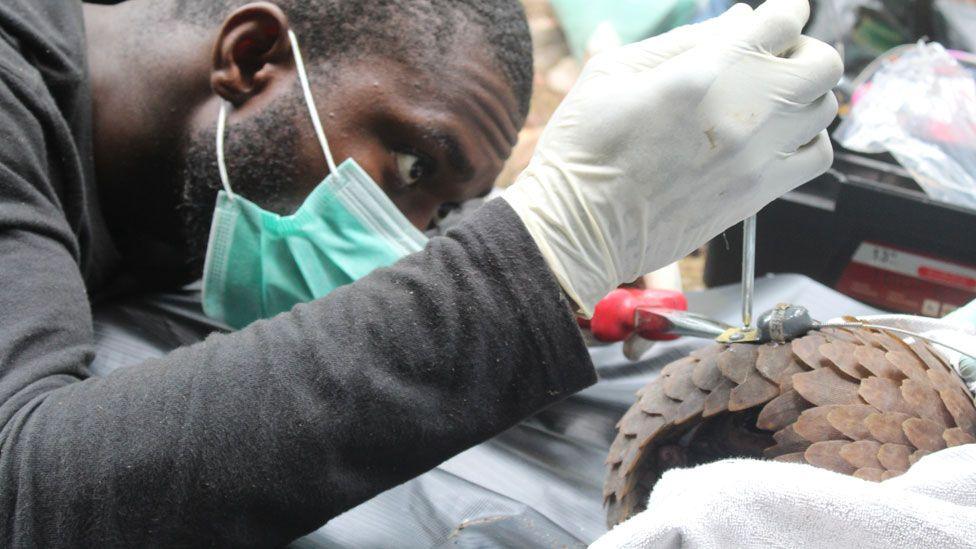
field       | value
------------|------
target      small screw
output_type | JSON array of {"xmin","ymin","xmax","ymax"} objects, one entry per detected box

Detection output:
[{"xmin": 729, "ymin": 333, "xmax": 744, "ymax": 341}]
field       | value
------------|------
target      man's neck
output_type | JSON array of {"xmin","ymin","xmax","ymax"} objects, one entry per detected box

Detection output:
[{"xmin": 83, "ymin": 2, "xmax": 214, "ymax": 285}]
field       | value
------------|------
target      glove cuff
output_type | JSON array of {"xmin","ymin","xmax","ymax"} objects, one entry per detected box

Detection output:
[{"xmin": 501, "ymin": 170, "xmax": 615, "ymax": 317}]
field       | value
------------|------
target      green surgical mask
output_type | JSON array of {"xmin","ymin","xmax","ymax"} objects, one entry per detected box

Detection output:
[{"xmin": 201, "ymin": 30, "xmax": 427, "ymax": 329}]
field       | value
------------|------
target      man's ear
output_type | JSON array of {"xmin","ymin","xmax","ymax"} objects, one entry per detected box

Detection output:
[{"xmin": 211, "ymin": 2, "xmax": 292, "ymax": 105}]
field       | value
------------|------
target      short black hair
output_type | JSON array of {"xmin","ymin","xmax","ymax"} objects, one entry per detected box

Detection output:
[{"xmin": 169, "ymin": 0, "xmax": 534, "ymax": 118}]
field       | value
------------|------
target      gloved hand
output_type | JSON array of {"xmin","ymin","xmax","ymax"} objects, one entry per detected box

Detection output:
[{"xmin": 503, "ymin": 0, "xmax": 842, "ymax": 316}]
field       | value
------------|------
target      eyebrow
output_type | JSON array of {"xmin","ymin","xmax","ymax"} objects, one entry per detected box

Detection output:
[{"xmin": 423, "ymin": 127, "xmax": 474, "ymax": 179}]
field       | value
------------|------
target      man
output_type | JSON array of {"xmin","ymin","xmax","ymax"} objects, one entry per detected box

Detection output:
[{"xmin": 0, "ymin": 0, "xmax": 840, "ymax": 546}]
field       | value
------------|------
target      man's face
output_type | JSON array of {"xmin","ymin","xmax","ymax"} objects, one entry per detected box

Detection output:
[{"xmin": 179, "ymin": 45, "xmax": 522, "ymax": 268}]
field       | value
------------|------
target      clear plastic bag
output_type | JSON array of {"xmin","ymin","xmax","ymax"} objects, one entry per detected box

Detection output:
[{"xmin": 834, "ymin": 42, "xmax": 976, "ymax": 210}]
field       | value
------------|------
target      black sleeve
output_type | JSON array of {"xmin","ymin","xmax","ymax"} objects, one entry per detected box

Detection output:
[{"xmin": 0, "ymin": 167, "xmax": 597, "ymax": 549}]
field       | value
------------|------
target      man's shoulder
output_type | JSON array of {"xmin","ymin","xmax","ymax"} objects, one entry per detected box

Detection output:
[
  {"xmin": 0, "ymin": 1, "xmax": 112, "ymax": 290},
  {"xmin": 0, "ymin": 0, "xmax": 85, "ymax": 39},
  {"xmin": 0, "ymin": 0, "xmax": 87, "ymax": 86}
]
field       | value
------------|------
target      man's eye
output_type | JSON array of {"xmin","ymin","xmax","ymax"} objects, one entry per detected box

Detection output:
[{"xmin": 395, "ymin": 152, "xmax": 429, "ymax": 186}]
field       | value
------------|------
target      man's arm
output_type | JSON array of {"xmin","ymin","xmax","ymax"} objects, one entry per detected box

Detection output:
[
  {"xmin": 0, "ymin": 74, "xmax": 595, "ymax": 547},
  {"xmin": 1, "ymin": 183, "xmax": 594, "ymax": 547}
]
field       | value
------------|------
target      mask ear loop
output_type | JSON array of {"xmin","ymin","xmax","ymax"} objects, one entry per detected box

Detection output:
[
  {"xmin": 215, "ymin": 31, "xmax": 336, "ymax": 202},
  {"xmin": 288, "ymin": 29, "xmax": 339, "ymax": 176},
  {"xmin": 216, "ymin": 101, "xmax": 236, "ymax": 200}
]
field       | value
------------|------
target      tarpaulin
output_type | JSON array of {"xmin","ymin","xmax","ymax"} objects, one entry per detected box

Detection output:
[{"xmin": 91, "ymin": 274, "xmax": 879, "ymax": 547}]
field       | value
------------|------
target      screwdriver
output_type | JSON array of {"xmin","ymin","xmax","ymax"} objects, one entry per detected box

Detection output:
[
  {"xmin": 583, "ymin": 288, "xmax": 732, "ymax": 342},
  {"xmin": 741, "ymin": 214, "xmax": 757, "ymax": 331}
]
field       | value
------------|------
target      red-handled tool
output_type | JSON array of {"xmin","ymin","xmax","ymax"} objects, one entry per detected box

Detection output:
[{"xmin": 580, "ymin": 288, "xmax": 732, "ymax": 343}]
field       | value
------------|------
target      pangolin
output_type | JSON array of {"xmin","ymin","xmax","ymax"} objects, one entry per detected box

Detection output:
[{"xmin": 603, "ymin": 326, "xmax": 976, "ymax": 527}]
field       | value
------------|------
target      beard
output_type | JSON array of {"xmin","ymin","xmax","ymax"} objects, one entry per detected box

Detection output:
[{"xmin": 177, "ymin": 91, "xmax": 305, "ymax": 277}]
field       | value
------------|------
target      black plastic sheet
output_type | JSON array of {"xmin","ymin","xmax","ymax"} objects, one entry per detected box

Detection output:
[{"xmin": 91, "ymin": 274, "xmax": 879, "ymax": 547}]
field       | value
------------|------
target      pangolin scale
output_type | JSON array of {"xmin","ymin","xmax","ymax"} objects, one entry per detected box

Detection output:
[{"xmin": 603, "ymin": 326, "xmax": 976, "ymax": 527}]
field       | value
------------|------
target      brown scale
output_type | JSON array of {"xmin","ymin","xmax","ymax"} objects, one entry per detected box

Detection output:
[{"xmin": 603, "ymin": 326, "xmax": 976, "ymax": 528}]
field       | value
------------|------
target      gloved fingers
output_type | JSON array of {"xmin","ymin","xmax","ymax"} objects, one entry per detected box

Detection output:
[
  {"xmin": 783, "ymin": 91, "xmax": 839, "ymax": 152},
  {"xmin": 742, "ymin": 0, "xmax": 810, "ymax": 57},
  {"xmin": 600, "ymin": 3, "xmax": 753, "ymax": 74},
  {"xmin": 779, "ymin": 129, "xmax": 834, "ymax": 189},
  {"xmin": 779, "ymin": 35, "xmax": 844, "ymax": 104}
]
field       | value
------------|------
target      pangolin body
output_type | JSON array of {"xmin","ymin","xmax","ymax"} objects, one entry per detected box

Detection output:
[{"xmin": 604, "ymin": 326, "xmax": 976, "ymax": 527}]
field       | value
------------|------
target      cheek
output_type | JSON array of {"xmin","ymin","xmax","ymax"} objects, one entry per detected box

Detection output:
[
  {"xmin": 332, "ymin": 143, "xmax": 437, "ymax": 230},
  {"xmin": 389, "ymin": 194, "xmax": 439, "ymax": 231}
]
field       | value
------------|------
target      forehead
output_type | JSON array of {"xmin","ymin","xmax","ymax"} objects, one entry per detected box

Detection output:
[{"xmin": 315, "ymin": 49, "xmax": 523, "ymax": 165}]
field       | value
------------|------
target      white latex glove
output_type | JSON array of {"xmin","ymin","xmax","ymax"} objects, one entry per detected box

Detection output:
[{"xmin": 503, "ymin": 0, "xmax": 842, "ymax": 316}]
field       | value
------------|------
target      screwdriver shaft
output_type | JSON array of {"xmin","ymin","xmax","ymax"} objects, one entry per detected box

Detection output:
[{"xmin": 741, "ymin": 215, "xmax": 756, "ymax": 329}]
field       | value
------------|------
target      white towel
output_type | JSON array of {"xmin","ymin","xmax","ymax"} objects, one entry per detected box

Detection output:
[{"xmin": 591, "ymin": 445, "xmax": 976, "ymax": 549}]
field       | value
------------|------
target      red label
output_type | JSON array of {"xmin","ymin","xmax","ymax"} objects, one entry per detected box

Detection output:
[
  {"xmin": 836, "ymin": 242, "xmax": 976, "ymax": 317},
  {"xmin": 917, "ymin": 266, "xmax": 976, "ymax": 290}
]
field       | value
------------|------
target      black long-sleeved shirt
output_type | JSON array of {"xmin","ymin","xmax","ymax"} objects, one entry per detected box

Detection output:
[{"xmin": 0, "ymin": 1, "xmax": 596, "ymax": 546}]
